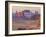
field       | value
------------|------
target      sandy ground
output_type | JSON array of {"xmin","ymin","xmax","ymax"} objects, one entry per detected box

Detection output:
[{"xmin": 12, "ymin": 19, "xmax": 40, "ymax": 30}]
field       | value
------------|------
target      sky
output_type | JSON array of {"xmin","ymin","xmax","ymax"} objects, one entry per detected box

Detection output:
[{"xmin": 12, "ymin": 6, "xmax": 41, "ymax": 14}]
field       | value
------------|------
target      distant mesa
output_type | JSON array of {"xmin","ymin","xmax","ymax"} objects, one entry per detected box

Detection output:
[
  {"xmin": 12, "ymin": 10, "xmax": 40, "ymax": 20},
  {"xmin": 23, "ymin": 10, "xmax": 34, "ymax": 18}
]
